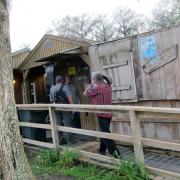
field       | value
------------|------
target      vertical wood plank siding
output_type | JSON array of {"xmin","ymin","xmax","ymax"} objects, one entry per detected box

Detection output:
[
  {"xmin": 22, "ymin": 35, "xmax": 90, "ymax": 70},
  {"xmin": 12, "ymin": 50, "xmax": 30, "ymax": 69}
]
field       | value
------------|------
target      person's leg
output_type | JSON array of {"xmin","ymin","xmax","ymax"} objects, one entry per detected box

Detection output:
[
  {"xmin": 73, "ymin": 112, "xmax": 81, "ymax": 128},
  {"xmin": 98, "ymin": 118, "xmax": 107, "ymax": 154},
  {"xmin": 62, "ymin": 112, "xmax": 73, "ymax": 143},
  {"xmin": 98, "ymin": 117, "xmax": 121, "ymax": 158},
  {"xmin": 55, "ymin": 111, "xmax": 64, "ymax": 144}
]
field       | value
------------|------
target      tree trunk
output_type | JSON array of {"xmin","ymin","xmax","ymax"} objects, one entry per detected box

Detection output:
[{"xmin": 0, "ymin": 1, "xmax": 35, "ymax": 179}]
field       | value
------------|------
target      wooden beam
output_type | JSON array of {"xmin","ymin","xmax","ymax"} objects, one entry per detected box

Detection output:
[
  {"xmin": 57, "ymin": 126, "xmax": 133, "ymax": 143},
  {"xmin": 19, "ymin": 122, "xmax": 51, "ymax": 129},
  {"xmin": 22, "ymin": 138, "xmax": 54, "ymax": 148},
  {"xmin": 102, "ymin": 61, "xmax": 128, "ymax": 69},
  {"xmin": 146, "ymin": 166, "xmax": 180, "ymax": 180},
  {"xmin": 20, "ymin": 122, "xmax": 180, "ymax": 152},
  {"xmin": 112, "ymin": 85, "xmax": 131, "ymax": 91},
  {"xmin": 142, "ymin": 138, "xmax": 180, "ymax": 152},
  {"xmin": 129, "ymin": 110, "xmax": 144, "ymax": 162},
  {"xmin": 48, "ymin": 107, "xmax": 59, "ymax": 148},
  {"xmin": 15, "ymin": 103, "xmax": 180, "ymax": 115}
]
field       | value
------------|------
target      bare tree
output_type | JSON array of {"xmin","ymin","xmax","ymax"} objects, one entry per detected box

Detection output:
[
  {"xmin": 51, "ymin": 14, "xmax": 97, "ymax": 39},
  {"xmin": 92, "ymin": 15, "xmax": 115, "ymax": 42},
  {"xmin": 0, "ymin": 0, "xmax": 34, "ymax": 179},
  {"xmin": 151, "ymin": 0, "xmax": 180, "ymax": 28},
  {"xmin": 113, "ymin": 7, "xmax": 145, "ymax": 38}
]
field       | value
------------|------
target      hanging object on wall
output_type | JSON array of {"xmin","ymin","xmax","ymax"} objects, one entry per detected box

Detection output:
[
  {"xmin": 44, "ymin": 64, "xmax": 54, "ymax": 85},
  {"xmin": 68, "ymin": 66, "xmax": 76, "ymax": 75},
  {"xmin": 139, "ymin": 35, "xmax": 158, "ymax": 61}
]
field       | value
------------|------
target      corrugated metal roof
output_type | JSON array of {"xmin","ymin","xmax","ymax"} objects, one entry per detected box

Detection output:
[{"xmin": 20, "ymin": 34, "xmax": 90, "ymax": 70}]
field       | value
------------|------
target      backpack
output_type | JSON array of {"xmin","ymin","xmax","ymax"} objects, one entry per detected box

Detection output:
[{"xmin": 54, "ymin": 85, "xmax": 69, "ymax": 104}]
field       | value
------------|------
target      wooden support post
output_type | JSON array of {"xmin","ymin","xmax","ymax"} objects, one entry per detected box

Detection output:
[
  {"xmin": 48, "ymin": 107, "xmax": 59, "ymax": 148},
  {"xmin": 129, "ymin": 110, "xmax": 144, "ymax": 162}
]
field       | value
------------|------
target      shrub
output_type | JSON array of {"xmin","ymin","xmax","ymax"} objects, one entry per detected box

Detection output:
[
  {"xmin": 119, "ymin": 159, "xmax": 150, "ymax": 180},
  {"xmin": 34, "ymin": 149, "xmax": 60, "ymax": 166},
  {"xmin": 57, "ymin": 150, "xmax": 80, "ymax": 168}
]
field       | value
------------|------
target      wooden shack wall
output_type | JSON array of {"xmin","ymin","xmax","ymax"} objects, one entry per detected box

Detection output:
[
  {"xmin": 88, "ymin": 39, "xmax": 138, "ymax": 103},
  {"xmin": 22, "ymin": 35, "xmax": 90, "ymax": 70},
  {"xmin": 12, "ymin": 50, "xmax": 29, "ymax": 69},
  {"xmin": 88, "ymin": 25, "xmax": 180, "ymax": 141},
  {"xmin": 28, "ymin": 67, "xmax": 46, "ymax": 103},
  {"xmin": 89, "ymin": 25, "xmax": 180, "ymax": 101},
  {"xmin": 136, "ymin": 26, "xmax": 180, "ymax": 100},
  {"xmin": 13, "ymin": 70, "xmax": 23, "ymax": 104},
  {"xmin": 111, "ymin": 100, "xmax": 180, "ymax": 141}
]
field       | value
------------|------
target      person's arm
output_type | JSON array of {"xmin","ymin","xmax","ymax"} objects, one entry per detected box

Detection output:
[
  {"xmin": 64, "ymin": 85, "xmax": 74, "ymax": 104},
  {"xmin": 67, "ymin": 96, "xmax": 73, "ymax": 104},
  {"xmin": 49, "ymin": 87, "xmax": 53, "ymax": 103},
  {"xmin": 84, "ymin": 83, "xmax": 98, "ymax": 97}
]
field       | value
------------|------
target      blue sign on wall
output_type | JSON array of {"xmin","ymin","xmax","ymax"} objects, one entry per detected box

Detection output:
[{"xmin": 139, "ymin": 36, "xmax": 158, "ymax": 60}]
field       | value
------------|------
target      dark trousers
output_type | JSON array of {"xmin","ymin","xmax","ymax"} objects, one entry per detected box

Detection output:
[
  {"xmin": 56, "ymin": 111, "xmax": 73, "ymax": 143},
  {"xmin": 98, "ymin": 117, "xmax": 121, "ymax": 157},
  {"xmin": 73, "ymin": 112, "xmax": 81, "ymax": 128}
]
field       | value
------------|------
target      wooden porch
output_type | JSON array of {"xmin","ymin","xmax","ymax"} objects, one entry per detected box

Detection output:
[{"xmin": 16, "ymin": 104, "xmax": 180, "ymax": 179}]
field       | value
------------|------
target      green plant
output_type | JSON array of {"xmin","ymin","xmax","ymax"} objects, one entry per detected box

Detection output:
[
  {"xmin": 30, "ymin": 148, "xmax": 150, "ymax": 180},
  {"xmin": 119, "ymin": 159, "xmax": 150, "ymax": 180},
  {"xmin": 57, "ymin": 150, "xmax": 80, "ymax": 168},
  {"xmin": 34, "ymin": 149, "xmax": 60, "ymax": 166}
]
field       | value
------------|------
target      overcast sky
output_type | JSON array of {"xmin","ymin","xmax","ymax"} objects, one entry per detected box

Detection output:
[{"xmin": 10, "ymin": 0, "xmax": 159, "ymax": 52}]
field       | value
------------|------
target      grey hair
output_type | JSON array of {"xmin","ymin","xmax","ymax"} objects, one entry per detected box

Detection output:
[
  {"xmin": 93, "ymin": 73, "xmax": 104, "ymax": 83},
  {"xmin": 55, "ymin": 75, "xmax": 64, "ymax": 83}
]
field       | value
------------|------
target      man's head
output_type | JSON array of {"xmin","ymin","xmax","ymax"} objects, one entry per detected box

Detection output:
[
  {"xmin": 92, "ymin": 73, "xmax": 104, "ymax": 83},
  {"xmin": 55, "ymin": 75, "xmax": 64, "ymax": 84},
  {"xmin": 65, "ymin": 75, "xmax": 73, "ymax": 84}
]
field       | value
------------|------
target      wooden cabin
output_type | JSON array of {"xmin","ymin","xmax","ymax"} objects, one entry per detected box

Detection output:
[
  {"xmin": 17, "ymin": 34, "xmax": 96, "ymax": 131},
  {"xmin": 89, "ymin": 25, "xmax": 180, "ymax": 142},
  {"xmin": 14, "ymin": 25, "xmax": 180, "ymax": 142}
]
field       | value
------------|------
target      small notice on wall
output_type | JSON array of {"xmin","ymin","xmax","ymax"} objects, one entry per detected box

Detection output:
[
  {"xmin": 68, "ymin": 66, "xmax": 76, "ymax": 75},
  {"xmin": 139, "ymin": 36, "xmax": 158, "ymax": 60}
]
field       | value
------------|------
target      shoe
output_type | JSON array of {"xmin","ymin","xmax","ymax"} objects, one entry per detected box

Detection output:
[{"xmin": 113, "ymin": 150, "xmax": 122, "ymax": 159}]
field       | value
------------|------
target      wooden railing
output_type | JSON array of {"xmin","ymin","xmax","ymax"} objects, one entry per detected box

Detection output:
[{"xmin": 16, "ymin": 104, "xmax": 180, "ymax": 179}]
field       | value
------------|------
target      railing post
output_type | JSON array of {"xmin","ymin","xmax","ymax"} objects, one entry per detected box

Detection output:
[
  {"xmin": 48, "ymin": 107, "xmax": 59, "ymax": 148},
  {"xmin": 129, "ymin": 110, "xmax": 144, "ymax": 162}
]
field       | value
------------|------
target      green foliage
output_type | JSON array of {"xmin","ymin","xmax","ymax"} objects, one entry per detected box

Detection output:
[
  {"xmin": 34, "ymin": 149, "xmax": 61, "ymax": 166},
  {"xmin": 31, "ymin": 149, "xmax": 150, "ymax": 180},
  {"xmin": 119, "ymin": 159, "xmax": 150, "ymax": 180},
  {"xmin": 56, "ymin": 150, "xmax": 80, "ymax": 168},
  {"xmin": 152, "ymin": 0, "xmax": 180, "ymax": 28}
]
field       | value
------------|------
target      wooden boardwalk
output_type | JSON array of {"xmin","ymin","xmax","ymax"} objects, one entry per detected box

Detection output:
[{"xmin": 71, "ymin": 140, "xmax": 180, "ymax": 175}]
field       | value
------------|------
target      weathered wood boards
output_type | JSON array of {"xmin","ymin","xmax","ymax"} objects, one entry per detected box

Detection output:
[{"xmin": 17, "ymin": 103, "xmax": 180, "ymax": 178}]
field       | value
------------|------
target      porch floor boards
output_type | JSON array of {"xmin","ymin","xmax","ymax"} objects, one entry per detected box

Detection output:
[{"xmin": 70, "ymin": 140, "xmax": 180, "ymax": 175}]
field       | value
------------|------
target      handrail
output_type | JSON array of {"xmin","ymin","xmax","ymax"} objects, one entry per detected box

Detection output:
[
  {"xmin": 16, "ymin": 104, "xmax": 180, "ymax": 178},
  {"xmin": 16, "ymin": 103, "xmax": 180, "ymax": 114}
]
